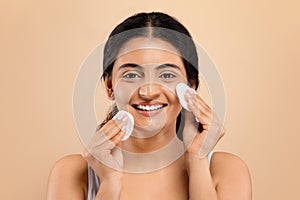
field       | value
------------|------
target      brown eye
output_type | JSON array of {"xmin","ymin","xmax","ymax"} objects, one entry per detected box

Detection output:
[
  {"xmin": 159, "ymin": 73, "xmax": 176, "ymax": 79},
  {"xmin": 122, "ymin": 72, "xmax": 142, "ymax": 79}
]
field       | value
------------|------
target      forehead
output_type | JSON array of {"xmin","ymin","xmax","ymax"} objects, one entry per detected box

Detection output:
[{"xmin": 114, "ymin": 37, "xmax": 184, "ymax": 68}]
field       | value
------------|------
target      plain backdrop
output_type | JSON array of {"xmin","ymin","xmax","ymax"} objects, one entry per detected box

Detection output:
[{"xmin": 1, "ymin": 0, "xmax": 299, "ymax": 199}]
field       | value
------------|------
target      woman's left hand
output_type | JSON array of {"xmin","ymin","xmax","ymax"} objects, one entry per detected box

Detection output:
[{"xmin": 182, "ymin": 88, "xmax": 225, "ymax": 158}]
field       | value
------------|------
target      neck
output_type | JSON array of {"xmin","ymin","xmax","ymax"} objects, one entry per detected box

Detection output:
[
  {"xmin": 123, "ymin": 123, "xmax": 179, "ymax": 153},
  {"xmin": 121, "ymin": 127, "xmax": 184, "ymax": 173}
]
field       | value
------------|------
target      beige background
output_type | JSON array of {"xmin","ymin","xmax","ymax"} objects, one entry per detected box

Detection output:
[{"xmin": 1, "ymin": 0, "xmax": 299, "ymax": 199}]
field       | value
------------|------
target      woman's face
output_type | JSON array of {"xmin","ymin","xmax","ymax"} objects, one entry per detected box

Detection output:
[{"xmin": 109, "ymin": 37, "xmax": 188, "ymax": 138}]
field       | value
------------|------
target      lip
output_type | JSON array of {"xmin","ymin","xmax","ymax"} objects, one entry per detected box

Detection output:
[{"xmin": 131, "ymin": 101, "xmax": 168, "ymax": 117}]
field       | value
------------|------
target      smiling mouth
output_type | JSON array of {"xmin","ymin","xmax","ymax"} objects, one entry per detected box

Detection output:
[{"xmin": 132, "ymin": 104, "xmax": 168, "ymax": 111}]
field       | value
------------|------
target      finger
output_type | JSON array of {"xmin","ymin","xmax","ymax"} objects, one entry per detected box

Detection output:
[
  {"xmin": 89, "ymin": 120, "xmax": 125, "ymax": 148},
  {"xmin": 198, "ymin": 123, "xmax": 225, "ymax": 158},
  {"xmin": 100, "ymin": 119, "xmax": 126, "ymax": 139},
  {"xmin": 182, "ymin": 110, "xmax": 199, "ymax": 148},
  {"xmin": 184, "ymin": 91, "xmax": 212, "ymax": 119},
  {"xmin": 189, "ymin": 95, "xmax": 211, "ymax": 115},
  {"xmin": 99, "ymin": 128, "xmax": 125, "ymax": 151},
  {"xmin": 186, "ymin": 99, "xmax": 211, "ymax": 126},
  {"xmin": 110, "ymin": 128, "xmax": 126, "ymax": 145},
  {"xmin": 186, "ymin": 88, "xmax": 211, "ymax": 111},
  {"xmin": 87, "ymin": 119, "xmax": 126, "ymax": 155},
  {"xmin": 186, "ymin": 93, "xmax": 211, "ymax": 116}
]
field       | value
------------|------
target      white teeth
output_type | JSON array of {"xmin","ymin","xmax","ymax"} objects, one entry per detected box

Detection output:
[{"xmin": 137, "ymin": 104, "xmax": 163, "ymax": 111}]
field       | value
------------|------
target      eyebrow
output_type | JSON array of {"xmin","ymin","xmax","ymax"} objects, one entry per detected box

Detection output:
[
  {"xmin": 118, "ymin": 63, "xmax": 142, "ymax": 71},
  {"xmin": 156, "ymin": 63, "xmax": 182, "ymax": 71},
  {"xmin": 118, "ymin": 63, "xmax": 182, "ymax": 71}
]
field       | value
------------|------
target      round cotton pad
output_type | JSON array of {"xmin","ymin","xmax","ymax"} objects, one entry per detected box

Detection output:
[
  {"xmin": 176, "ymin": 83, "xmax": 192, "ymax": 111},
  {"xmin": 113, "ymin": 110, "xmax": 134, "ymax": 141}
]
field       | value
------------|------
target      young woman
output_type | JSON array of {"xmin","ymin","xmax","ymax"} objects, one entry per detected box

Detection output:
[{"xmin": 47, "ymin": 12, "xmax": 252, "ymax": 200}]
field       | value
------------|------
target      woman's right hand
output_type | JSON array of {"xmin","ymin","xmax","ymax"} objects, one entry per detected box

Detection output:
[{"xmin": 82, "ymin": 117, "xmax": 127, "ymax": 192}]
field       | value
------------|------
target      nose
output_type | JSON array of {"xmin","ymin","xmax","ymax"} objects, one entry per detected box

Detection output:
[{"xmin": 138, "ymin": 83, "xmax": 160, "ymax": 100}]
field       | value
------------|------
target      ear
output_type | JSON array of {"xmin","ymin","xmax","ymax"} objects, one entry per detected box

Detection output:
[{"xmin": 104, "ymin": 74, "xmax": 115, "ymax": 100}]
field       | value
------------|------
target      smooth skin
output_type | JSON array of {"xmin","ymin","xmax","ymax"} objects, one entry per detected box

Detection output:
[
  {"xmin": 47, "ymin": 153, "xmax": 251, "ymax": 199},
  {"xmin": 47, "ymin": 38, "xmax": 252, "ymax": 200}
]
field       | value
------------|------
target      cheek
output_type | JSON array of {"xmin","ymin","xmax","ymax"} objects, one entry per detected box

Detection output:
[
  {"xmin": 113, "ymin": 81, "xmax": 138, "ymax": 110},
  {"xmin": 162, "ymin": 86, "xmax": 182, "ymax": 113},
  {"xmin": 170, "ymin": 96, "xmax": 182, "ymax": 116}
]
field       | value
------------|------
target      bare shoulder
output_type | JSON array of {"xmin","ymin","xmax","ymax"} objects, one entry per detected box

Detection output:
[
  {"xmin": 49, "ymin": 154, "xmax": 88, "ymax": 179},
  {"xmin": 47, "ymin": 154, "xmax": 88, "ymax": 200},
  {"xmin": 210, "ymin": 151, "xmax": 252, "ymax": 199},
  {"xmin": 210, "ymin": 151, "xmax": 250, "ymax": 176}
]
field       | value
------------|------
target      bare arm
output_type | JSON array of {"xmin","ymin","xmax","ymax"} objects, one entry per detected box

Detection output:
[
  {"xmin": 182, "ymin": 87, "xmax": 251, "ymax": 199},
  {"xmin": 47, "ymin": 116, "xmax": 126, "ymax": 200},
  {"xmin": 46, "ymin": 155, "xmax": 88, "ymax": 200},
  {"xmin": 210, "ymin": 152, "xmax": 252, "ymax": 200},
  {"xmin": 186, "ymin": 153, "xmax": 218, "ymax": 200},
  {"xmin": 187, "ymin": 152, "xmax": 252, "ymax": 200}
]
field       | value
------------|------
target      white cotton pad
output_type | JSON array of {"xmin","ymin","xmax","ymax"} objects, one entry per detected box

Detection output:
[
  {"xmin": 176, "ymin": 83, "xmax": 192, "ymax": 111},
  {"xmin": 113, "ymin": 110, "xmax": 134, "ymax": 141}
]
